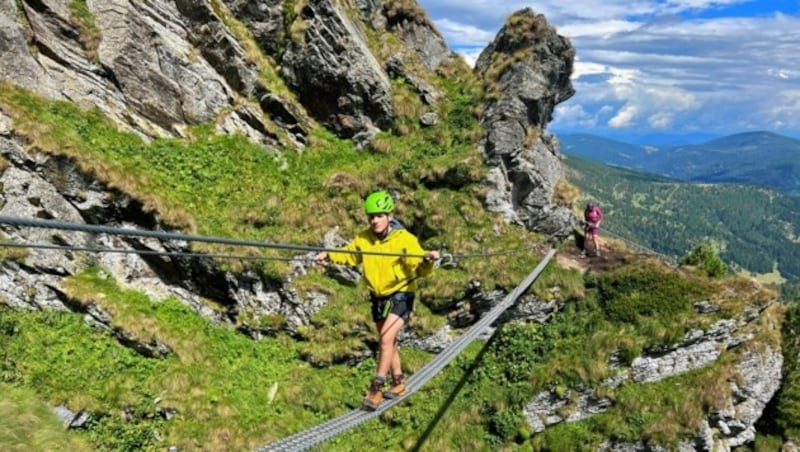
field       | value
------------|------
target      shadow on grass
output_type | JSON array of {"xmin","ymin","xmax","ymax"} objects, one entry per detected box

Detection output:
[{"xmin": 410, "ymin": 327, "xmax": 499, "ymax": 451}]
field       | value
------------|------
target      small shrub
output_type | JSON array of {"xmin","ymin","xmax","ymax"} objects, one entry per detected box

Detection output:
[
  {"xmin": 488, "ymin": 408, "xmax": 524, "ymax": 442},
  {"xmin": 679, "ymin": 243, "xmax": 728, "ymax": 278},
  {"xmin": 85, "ymin": 411, "xmax": 165, "ymax": 451},
  {"xmin": 595, "ymin": 264, "xmax": 709, "ymax": 324},
  {"xmin": 485, "ymin": 322, "xmax": 551, "ymax": 383},
  {"xmin": 552, "ymin": 178, "xmax": 580, "ymax": 208}
]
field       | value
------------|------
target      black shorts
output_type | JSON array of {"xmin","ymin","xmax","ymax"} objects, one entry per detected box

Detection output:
[{"xmin": 371, "ymin": 292, "xmax": 415, "ymax": 323}]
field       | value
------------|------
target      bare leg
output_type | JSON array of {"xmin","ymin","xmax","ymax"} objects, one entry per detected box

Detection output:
[{"xmin": 375, "ymin": 313, "xmax": 405, "ymax": 378}]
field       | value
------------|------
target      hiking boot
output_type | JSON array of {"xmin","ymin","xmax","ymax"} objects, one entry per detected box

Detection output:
[
  {"xmin": 384, "ymin": 375, "xmax": 407, "ymax": 399},
  {"xmin": 362, "ymin": 378, "xmax": 384, "ymax": 411}
]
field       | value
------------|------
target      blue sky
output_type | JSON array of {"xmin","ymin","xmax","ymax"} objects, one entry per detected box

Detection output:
[{"xmin": 416, "ymin": 0, "xmax": 800, "ymax": 144}]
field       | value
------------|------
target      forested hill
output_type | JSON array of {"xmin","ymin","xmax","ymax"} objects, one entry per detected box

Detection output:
[
  {"xmin": 560, "ymin": 131, "xmax": 800, "ymax": 196},
  {"xmin": 563, "ymin": 153, "xmax": 800, "ymax": 293}
]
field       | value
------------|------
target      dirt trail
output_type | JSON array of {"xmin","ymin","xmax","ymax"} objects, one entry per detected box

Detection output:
[{"xmin": 559, "ymin": 234, "xmax": 648, "ymax": 275}]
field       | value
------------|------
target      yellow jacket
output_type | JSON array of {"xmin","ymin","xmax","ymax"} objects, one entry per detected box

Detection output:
[{"xmin": 328, "ymin": 227, "xmax": 434, "ymax": 297}]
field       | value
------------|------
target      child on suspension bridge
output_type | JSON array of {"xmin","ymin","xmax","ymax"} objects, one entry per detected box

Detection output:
[{"xmin": 314, "ymin": 190, "xmax": 440, "ymax": 410}]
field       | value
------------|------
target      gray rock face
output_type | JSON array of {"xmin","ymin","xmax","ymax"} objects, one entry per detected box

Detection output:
[
  {"xmin": 279, "ymin": 0, "xmax": 393, "ymax": 138},
  {"xmin": 475, "ymin": 9, "xmax": 576, "ymax": 238},
  {"xmin": 1, "ymin": 0, "xmax": 300, "ymax": 146},
  {"xmin": 174, "ymin": 0, "xmax": 259, "ymax": 95},
  {"xmin": 0, "ymin": 133, "xmax": 322, "ymax": 343},
  {"xmin": 222, "ymin": 0, "xmax": 286, "ymax": 55},
  {"xmin": 630, "ymin": 319, "xmax": 738, "ymax": 383},
  {"xmin": 0, "ymin": 0, "xmax": 60, "ymax": 100},
  {"xmin": 376, "ymin": 0, "xmax": 455, "ymax": 71},
  {"xmin": 523, "ymin": 301, "xmax": 783, "ymax": 450},
  {"xmin": 91, "ymin": 0, "xmax": 231, "ymax": 127}
]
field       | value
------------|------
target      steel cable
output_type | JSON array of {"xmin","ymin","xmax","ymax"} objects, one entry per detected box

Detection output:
[
  {"xmin": 0, "ymin": 241, "xmax": 306, "ymax": 262},
  {"xmin": 0, "ymin": 215, "xmax": 529, "ymax": 264},
  {"xmin": 0, "ymin": 215, "xmax": 426, "ymax": 259}
]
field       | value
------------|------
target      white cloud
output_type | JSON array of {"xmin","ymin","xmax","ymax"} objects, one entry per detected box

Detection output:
[
  {"xmin": 552, "ymin": 103, "xmax": 599, "ymax": 127},
  {"xmin": 558, "ymin": 20, "xmax": 642, "ymax": 38},
  {"xmin": 609, "ymin": 105, "xmax": 639, "ymax": 128},
  {"xmin": 417, "ymin": 0, "xmax": 800, "ymax": 137},
  {"xmin": 434, "ymin": 19, "xmax": 495, "ymax": 46},
  {"xmin": 572, "ymin": 61, "xmax": 608, "ymax": 79},
  {"xmin": 648, "ymin": 111, "xmax": 675, "ymax": 128},
  {"xmin": 769, "ymin": 68, "xmax": 793, "ymax": 80}
]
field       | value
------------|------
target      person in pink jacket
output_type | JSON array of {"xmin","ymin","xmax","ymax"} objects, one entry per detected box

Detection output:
[{"xmin": 583, "ymin": 201, "xmax": 604, "ymax": 257}]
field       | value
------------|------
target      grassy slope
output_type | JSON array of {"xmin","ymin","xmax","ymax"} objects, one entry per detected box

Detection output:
[
  {"xmin": 1, "ymin": 252, "xmax": 781, "ymax": 450},
  {"xmin": 0, "ymin": 75, "xmax": 558, "ymax": 449}
]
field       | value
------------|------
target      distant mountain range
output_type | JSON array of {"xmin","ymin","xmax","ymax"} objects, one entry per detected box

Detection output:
[{"xmin": 558, "ymin": 131, "xmax": 800, "ymax": 196}]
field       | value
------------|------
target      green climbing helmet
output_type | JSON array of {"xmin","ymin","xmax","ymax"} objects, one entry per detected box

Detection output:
[{"xmin": 364, "ymin": 191, "xmax": 395, "ymax": 214}]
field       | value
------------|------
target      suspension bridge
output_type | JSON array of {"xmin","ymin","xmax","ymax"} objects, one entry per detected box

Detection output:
[{"xmin": 0, "ymin": 214, "xmax": 559, "ymax": 450}]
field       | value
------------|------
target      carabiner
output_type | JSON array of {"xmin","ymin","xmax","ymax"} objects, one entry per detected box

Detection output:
[{"xmin": 436, "ymin": 252, "xmax": 457, "ymax": 268}]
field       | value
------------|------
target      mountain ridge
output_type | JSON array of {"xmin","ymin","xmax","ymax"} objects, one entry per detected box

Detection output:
[{"xmin": 559, "ymin": 130, "xmax": 800, "ymax": 195}]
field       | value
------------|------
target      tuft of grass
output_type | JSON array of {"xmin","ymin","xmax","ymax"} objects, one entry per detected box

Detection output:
[
  {"xmin": 553, "ymin": 177, "xmax": 580, "ymax": 208},
  {"xmin": 67, "ymin": 1, "xmax": 101, "ymax": 61},
  {"xmin": 0, "ymin": 240, "xmax": 29, "ymax": 263},
  {"xmin": 382, "ymin": 0, "xmax": 430, "ymax": 27}
]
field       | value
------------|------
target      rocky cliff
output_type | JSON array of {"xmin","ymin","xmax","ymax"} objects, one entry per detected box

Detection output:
[
  {"xmin": 0, "ymin": 1, "xmax": 786, "ymax": 450},
  {"xmin": 0, "ymin": 0, "xmax": 575, "ymax": 324}
]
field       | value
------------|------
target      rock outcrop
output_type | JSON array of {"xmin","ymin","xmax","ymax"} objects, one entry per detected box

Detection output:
[
  {"xmin": 475, "ymin": 9, "xmax": 576, "ymax": 238},
  {"xmin": 523, "ymin": 301, "xmax": 783, "ymax": 449},
  {"xmin": 1, "ymin": 0, "xmax": 306, "ymax": 146},
  {"xmin": 0, "ymin": 120, "xmax": 324, "ymax": 341}
]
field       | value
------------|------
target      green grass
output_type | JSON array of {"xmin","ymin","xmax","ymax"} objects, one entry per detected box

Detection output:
[
  {"xmin": 2, "ymin": 268, "xmax": 320, "ymax": 450},
  {"xmin": 0, "ymin": 382, "xmax": 92, "ymax": 451},
  {"xmin": 0, "ymin": 245, "xmax": 785, "ymax": 450}
]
